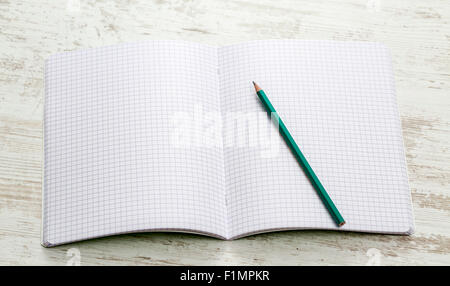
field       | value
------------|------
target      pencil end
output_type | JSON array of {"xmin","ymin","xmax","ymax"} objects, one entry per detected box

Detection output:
[
  {"xmin": 338, "ymin": 221, "xmax": 346, "ymax": 227},
  {"xmin": 252, "ymin": 81, "xmax": 262, "ymax": 92}
]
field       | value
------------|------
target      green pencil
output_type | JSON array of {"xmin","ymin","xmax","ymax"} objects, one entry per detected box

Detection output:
[{"xmin": 252, "ymin": 82, "xmax": 345, "ymax": 226}]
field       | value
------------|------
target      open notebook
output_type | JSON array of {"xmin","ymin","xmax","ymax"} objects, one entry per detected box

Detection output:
[{"xmin": 42, "ymin": 40, "xmax": 414, "ymax": 246}]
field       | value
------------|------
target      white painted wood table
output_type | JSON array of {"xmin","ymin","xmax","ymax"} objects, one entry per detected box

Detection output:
[{"xmin": 0, "ymin": 0, "xmax": 449, "ymax": 265}]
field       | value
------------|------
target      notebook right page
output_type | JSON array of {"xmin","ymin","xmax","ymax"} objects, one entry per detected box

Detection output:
[{"xmin": 218, "ymin": 40, "xmax": 414, "ymax": 239}]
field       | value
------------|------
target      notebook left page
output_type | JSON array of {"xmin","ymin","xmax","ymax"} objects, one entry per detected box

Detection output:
[{"xmin": 43, "ymin": 41, "xmax": 227, "ymax": 246}]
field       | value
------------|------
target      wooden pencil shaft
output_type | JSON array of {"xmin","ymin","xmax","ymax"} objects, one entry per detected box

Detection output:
[{"xmin": 254, "ymin": 85, "xmax": 345, "ymax": 226}]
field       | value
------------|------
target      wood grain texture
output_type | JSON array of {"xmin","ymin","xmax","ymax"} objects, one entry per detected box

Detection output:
[{"xmin": 0, "ymin": 0, "xmax": 449, "ymax": 265}]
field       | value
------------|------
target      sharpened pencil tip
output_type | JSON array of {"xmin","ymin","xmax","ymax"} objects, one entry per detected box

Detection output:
[{"xmin": 252, "ymin": 81, "xmax": 262, "ymax": 92}]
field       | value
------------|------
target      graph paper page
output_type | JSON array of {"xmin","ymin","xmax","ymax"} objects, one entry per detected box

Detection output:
[
  {"xmin": 219, "ymin": 40, "xmax": 414, "ymax": 238},
  {"xmin": 43, "ymin": 41, "xmax": 227, "ymax": 246}
]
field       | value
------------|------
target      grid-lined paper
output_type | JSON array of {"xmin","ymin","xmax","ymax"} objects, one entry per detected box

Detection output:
[
  {"xmin": 43, "ymin": 41, "xmax": 227, "ymax": 246},
  {"xmin": 43, "ymin": 40, "xmax": 414, "ymax": 246},
  {"xmin": 218, "ymin": 40, "xmax": 414, "ymax": 238}
]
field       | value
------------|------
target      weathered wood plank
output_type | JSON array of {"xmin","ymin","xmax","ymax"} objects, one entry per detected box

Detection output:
[{"xmin": 0, "ymin": 0, "xmax": 448, "ymax": 265}]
